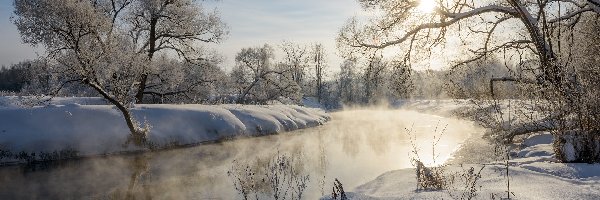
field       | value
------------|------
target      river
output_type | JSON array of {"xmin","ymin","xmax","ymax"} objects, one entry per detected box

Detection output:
[{"xmin": 0, "ymin": 109, "xmax": 483, "ymax": 199}]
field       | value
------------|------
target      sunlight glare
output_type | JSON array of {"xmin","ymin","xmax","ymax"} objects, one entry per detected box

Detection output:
[{"xmin": 417, "ymin": 0, "xmax": 436, "ymax": 13}]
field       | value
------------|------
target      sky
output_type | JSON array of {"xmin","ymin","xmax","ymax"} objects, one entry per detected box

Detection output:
[
  {"xmin": 0, "ymin": 0, "xmax": 365, "ymax": 72},
  {"xmin": 204, "ymin": 0, "xmax": 365, "ymax": 72},
  {"xmin": 0, "ymin": 3, "xmax": 41, "ymax": 68}
]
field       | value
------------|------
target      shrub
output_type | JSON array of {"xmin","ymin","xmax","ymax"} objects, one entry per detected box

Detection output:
[
  {"xmin": 331, "ymin": 178, "xmax": 347, "ymax": 200},
  {"xmin": 227, "ymin": 152, "xmax": 310, "ymax": 200},
  {"xmin": 413, "ymin": 159, "xmax": 449, "ymax": 190}
]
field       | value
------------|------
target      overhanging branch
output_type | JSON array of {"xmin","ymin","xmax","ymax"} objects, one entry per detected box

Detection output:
[{"xmin": 354, "ymin": 5, "xmax": 519, "ymax": 49}]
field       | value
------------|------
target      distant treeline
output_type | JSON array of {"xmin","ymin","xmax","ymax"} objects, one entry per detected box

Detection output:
[{"xmin": 0, "ymin": 53, "xmax": 518, "ymax": 108}]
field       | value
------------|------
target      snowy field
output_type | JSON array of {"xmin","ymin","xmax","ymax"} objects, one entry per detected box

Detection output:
[
  {"xmin": 320, "ymin": 100, "xmax": 600, "ymax": 199},
  {"xmin": 0, "ymin": 97, "xmax": 329, "ymax": 164}
]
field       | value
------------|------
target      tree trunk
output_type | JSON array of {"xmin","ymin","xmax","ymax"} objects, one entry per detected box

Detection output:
[
  {"xmin": 238, "ymin": 78, "xmax": 261, "ymax": 104},
  {"xmin": 315, "ymin": 53, "xmax": 323, "ymax": 104},
  {"xmin": 508, "ymin": 0, "xmax": 561, "ymax": 85},
  {"xmin": 135, "ymin": 17, "xmax": 158, "ymax": 104},
  {"xmin": 85, "ymin": 80, "xmax": 146, "ymax": 146},
  {"xmin": 135, "ymin": 74, "xmax": 148, "ymax": 104}
]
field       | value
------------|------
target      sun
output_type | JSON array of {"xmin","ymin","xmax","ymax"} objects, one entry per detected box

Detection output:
[{"xmin": 417, "ymin": 0, "xmax": 436, "ymax": 13}]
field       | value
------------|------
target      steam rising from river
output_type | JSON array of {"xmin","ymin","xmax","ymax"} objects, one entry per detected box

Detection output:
[{"xmin": 0, "ymin": 107, "xmax": 484, "ymax": 199}]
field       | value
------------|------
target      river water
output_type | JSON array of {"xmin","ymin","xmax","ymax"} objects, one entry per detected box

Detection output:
[{"xmin": 0, "ymin": 109, "xmax": 483, "ymax": 199}]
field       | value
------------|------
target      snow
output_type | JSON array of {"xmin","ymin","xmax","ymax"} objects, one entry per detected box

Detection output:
[
  {"xmin": 302, "ymin": 97, "xmax": 326, "ymax": 110},
  {"xmin": 394, "ymin": 99, "xmax": 474, "ymax": 117},
  {"xmin": 319, "ymin": 100, "xmax": 600, "ymax": 200},
  {"xmin": 320, "ymin": 131, "xmax": 600, "ymax": 199},
  {"xmin": 0, "ymin": 102, "xmax": 329, "ymax": 163},
  {"xmin": 0, "ymin": 96, "xmax": 107, "ymax": 108},
  {"xmin": 563, "ymin": 141, "xmax": 578, "ymax": 162},
  {"xmin": 522, "ymin": 133, "xmax": 554, "ymax": 147},
  {"xmin": 516, "ymin": 143, "xmax": 554, "ymax": 158},
  {"xmin": 4, "ymin": 98, "xmax": 600, "ymax": 199},
  {"xmin": 515, "ymin": 133, "xmax": 555, "ymax": 158}
]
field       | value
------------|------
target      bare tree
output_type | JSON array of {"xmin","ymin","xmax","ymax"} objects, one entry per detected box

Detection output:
[
  {"xmin": 446, "ymin": 58, "xmax": 513, "ymax": 99},
  {"xmin": 310, "ymin": 44, "xmax": 327, "ymax": 103},
  {"xmin": 338, "ymin": 0, "xmax": 599, "ymax": 92},
  {"xmin": 338, "ymin": 0, "xmax": 600, "ymax": 162},
  {"xmin": 280, "ymin": 41, "xmax": 309, "ymax": 87},
  {"xmin": 0, "ymin": 60, "xmax": 50, "ymax": 93},
  {"xmin": 142, "ymin": 54, "xmax": 226, "ymax": 103},
  {"xmin": 387, "ymin": 60, "xmax": 413, "ymax": 99},
  {"xmin": 362, "ymin": 54, "xmax": 388, "ymax": 103},
  {"xmin": 232, "ymin": 44, "xmax": 275, "ymax": 103},
  {"xmin": 12, "ymin": 0, "xmax": 227, "ymax": 145},
  {"xmin": 337, "ymin": 59, "xmax": 359, "ymax": 104},
  {"xmin": 232, "ymin": 44, "xmax": 300, "ymax": 104},
  {"xmin": 334, "ymin": 53, "xmax": 412, "ymax": 105},
  {"xmin": 410, "ymin": 69, "xmax": 445, "ymax": 99},
  {"xmin": 127, "ymin": 0, "xmax": 227, "ymax": 103},
  {"xmin": 280, "ymin": 42, "xmax": 329, "ymax": 103}
]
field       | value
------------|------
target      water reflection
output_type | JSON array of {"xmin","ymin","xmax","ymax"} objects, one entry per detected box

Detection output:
[
  {"xmin": 109, "ymin": 155, "xmax": 151, "ymax": 200},
  {"xmin": 0, "ymin": 109, "xmax": 482, "ymax": 199},
  {"xmin": 316, "ymin": 129, "xmax": 328, "ymax": 196}
]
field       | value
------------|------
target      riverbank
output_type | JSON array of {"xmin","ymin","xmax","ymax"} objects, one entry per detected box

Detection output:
[
  {"xmin": 321, "ymin": 100, "xmax": 600, "ymax": 199},
  {"xmin": 323, "ymin": 131, "xmax": 600, "ymax": 199},
  {"xmin": 0, "ymin": 102, "xmax": 330, "ymax": 164},
  {"xmin": 0, "ymin": 108, "xmax": 477, "ymax": 199}
]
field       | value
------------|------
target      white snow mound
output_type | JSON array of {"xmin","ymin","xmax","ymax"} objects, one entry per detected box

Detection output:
[{"xmin": 0, "ymin": 104, "xmax": 329, "ymax": 161}]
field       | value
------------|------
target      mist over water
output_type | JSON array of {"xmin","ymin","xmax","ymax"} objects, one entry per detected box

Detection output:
[{"xmin": 0, "ymin": 108, "xmax": 483, "ymax": 199}]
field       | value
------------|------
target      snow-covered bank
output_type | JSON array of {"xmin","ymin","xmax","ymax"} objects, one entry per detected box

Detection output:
[
  {"xmin": 395, "ymin": 99, "xmax": 475, "ymax": 116},
  {"xmin": 321, "ymin": 100, "xmax": 600, "ymax": 199},
  {"xmin": 0, "ymin": 96, "xmax": 108, "ymax": 108},
  {"xmin": 0, "ymin": 103, "xmax": 329, "ymax": 164},
  {"xmin": 323, "ymin": 132, "xmax": 600, "ymax": 199}
]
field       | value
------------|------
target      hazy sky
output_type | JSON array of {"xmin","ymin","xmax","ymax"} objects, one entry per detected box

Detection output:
[
  {"xmin": 0, "ymin": 3, "xmax": 41, "ymax": 68},
  {"xmin": 0, "ymin": 0, "xmax": 364, "ymax": 72},
  {"xmin": 204, "ymin": 0, "xmax": 364, "ymax": 71}
]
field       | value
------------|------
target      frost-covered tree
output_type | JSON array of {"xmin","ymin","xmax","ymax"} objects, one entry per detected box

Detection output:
[
  {"xmin": 232, "ymin": 44, "xmax": 275, "ymax": 103},
  {"xmin": 142, "ymin": 54, "xmax": 226, "ymax": 103},
  {"xmin": 362, "ymin": 55, "xmax": 387, "ymax": 103},
  {"xmin": 280, "ymin": 41, "xmax": 309, "ymax": 89},
  {"xmin": 410, "ymin": 70, "xmax": 445, "ymax": 99},
  {"xmin": 333, "ymin": 54, "xmax": 412, "ymax": 105},
  {"xmin": 232, "ymin": 44, "xmax": 300, "ymax": 104},
  {"xmin": 12, "ymin": 0, "xmax": 227, "ymax": 145},
  {"xmin": 445, "ymin": 58, "xmax": 515, "ymax": 99},
  {"xmin": 387, "ymin": 60, "xmax": 413, "ymax": 99},
  {"xmin": 548, "ymin": 14, "xmax": 600, "ymax": 162},
  {"xmin": 338, "ymin": 0, "xmax": 600, "ymax": 162},
  {"xmin": 279, "ymin": 42, "xmax": 330, "ymax": 103},
  {"xmin": 127, "ymin": 0, "xmax": 227, "ymax": 103},
  {"xmin": 310, "ymin": 43, "xmax": 327, "ymax": 103},
  {"xmin": 0, "ymin": 60, "xmax": 47, "ymax": 93},
  {"xmin": 337, "ymin": 59, "xmax": 360, "ymax": 104}
]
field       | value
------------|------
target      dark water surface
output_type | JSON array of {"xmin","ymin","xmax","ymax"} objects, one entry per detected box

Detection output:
[{"xmin": 0, "ymin": 109, "xmax": 482, "ymax": 199}]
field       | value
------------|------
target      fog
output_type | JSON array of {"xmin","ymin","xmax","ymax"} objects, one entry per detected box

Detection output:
[{"xmin": 0, "ymin": 108, "xmax": 484, "ymax": 199}]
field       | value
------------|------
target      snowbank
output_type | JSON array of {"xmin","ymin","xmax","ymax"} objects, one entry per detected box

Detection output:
[
  {"xmin": 0, "ymin": 96, "xmax": 107, "ymax": 108},
  {"xmin": 316, "ymin": 101, "xmax": 600, "ymax": 199},
  {"xmin": 302, "ymin": 97, "xmax": 327, "ymax": 110},
  {"xmin": 0, "ymin": 103, "xmax": 329, "ymax": 163},
  {"xmin": 394, "ymin": 99, "xmax": 475, "ymax": 116},
  {"xmin": 322, "ymin": 132, "xmax": 600, "ymax": 199}
]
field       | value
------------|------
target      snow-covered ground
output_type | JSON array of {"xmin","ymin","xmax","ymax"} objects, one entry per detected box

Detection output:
[
  {"xmin": 321, "ymin": 100, "xmax": 600, "ymax": 199},
  {"xmin": 394, "ymin": 99, "xmax": 475, "ymax": 116},
  {"xmin": 0, "ymin": 98, "xmax": 329, "ymax": 164},
  {"xmin": 0, "ymin": 96, "xmax": 108, "ymax": 108},
  {"xmin": 4, "ymin": 98, "xmax": 599, "ymax": 199},
  {"xmin": 323, "ymin": 131, "xmax": 600, "ymax": 199}
]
